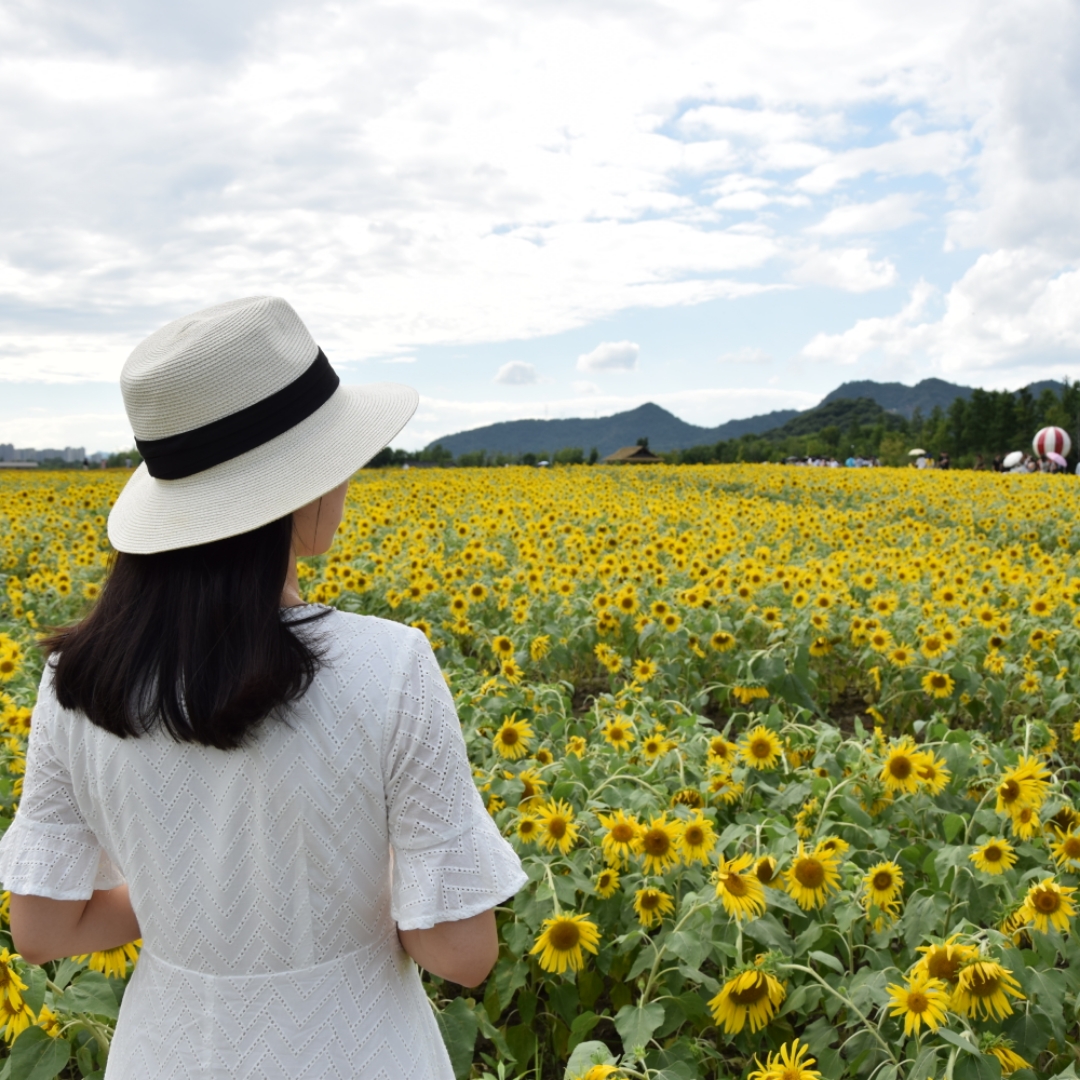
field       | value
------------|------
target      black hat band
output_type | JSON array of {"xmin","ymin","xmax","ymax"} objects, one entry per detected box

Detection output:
[{"xmin": 135, "ymin": 349, "xmax": 340, "ymax": 480}]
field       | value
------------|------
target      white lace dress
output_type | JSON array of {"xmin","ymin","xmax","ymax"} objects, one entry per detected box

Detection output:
[{"xmin": 0, "ymin": 610, "xmax": 526, "ymax": 1078}]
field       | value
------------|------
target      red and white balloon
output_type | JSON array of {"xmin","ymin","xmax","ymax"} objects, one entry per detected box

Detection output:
[{"xmin": 1033, "ymin": 426, "xmax": 1072, "ymax": 458}]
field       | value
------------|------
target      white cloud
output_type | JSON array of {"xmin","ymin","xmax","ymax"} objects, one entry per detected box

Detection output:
[
  {"xmin": 572, "ymin": 380, "xmax": 601, "ymax": 395},
  {"xmin": 800, "ymin": 249, "xmax": 1080, "ymax": 379},
  {"xmin": 494, "ymin": 360, "xmax": 538, "ymax": 384},
  {"xmin": 718, "ymin": 347, "xmax": 772, "ymax": 364},
  {"xmin": 789, "ymin": 248, "xmax": 898, "ymax": 291},
  {"xmin": 379, "ymin": 355, "xmax": 417, "ymax": 364},
  {"xmin": 576, "ymin": 340, "xmax": 639, "ymax": 372},
  {"xmin": 807, "ymin": 194, "xmax": 924, "ymax": 236}
]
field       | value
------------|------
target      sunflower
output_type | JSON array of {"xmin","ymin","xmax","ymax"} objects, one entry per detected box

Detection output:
[
  {"xmin": 594, "ymin": 867, "xmax": 621, "ymax": 899},
  {"xmin": 641, "ymin": 729, "xmax": 672, "ymax": 761},
  {"xmin": 952, "ymin": 960, "xmax": 1024, "ymax": 1020},
  {"xmin": 996, "ymin": 755, "xmax": 1051, "ymax": 816},
  {"xmin": 970, "ymin": 837, "xmax": 1016, "ymax": 875},
  {"xmin": 984, "ymin": 1038, "xmax": 1031, "ymax": 1076},
  {"xmin": 879, "ymin": 737, "xmax": 922, "ymax": 795},
  {"xmin": 814, "ymin": 835, "xmax": 849, "ymax": 858},
  {"xmin": 714, "ymin": 852, "xmax": 767, "ymax": 920},
  {"xmin": 633, "ymin": 886, "xmax": 675, "ymax": 928},
  {"xmin": 1019, "ymin": 876, "xmax": 1077, "ymax": 933},
  {"xmin": 533, "ymin": 748, "xmax": 554, "ymax": 766},
  {"xmin": 529, "ymin": 634, "xmax": 551, "ymax": 660},
  {"xmin": 491, "ymin": 634, "xmax": 515, "ymax": 658},
  {"xmin": 1009, "ymin": 805, "xmax": 1040, "ymax": 840},
  {"xmin": 868, "ymin": 628, "xmax": 893, "ymax": 652},
  {"xmin": 739, "ymin": 725, "xmax": 783, "ymax": 770},
  {"xmin": 784, "ymin": 843, "xmax": 842, "ymax": 910},
  {"xmin": 920, "ymin": 671, "xmax": 955, "ymax": 699},
  {"xmin": 596, "ymin": 809, "xmax": 642, "ymax": 866},
  {"xmin": 863, "ymin": 861, "xmax": 904, "ymax": 909},
  {"xmin": 492, "ymin": 715, "xmax": 535, "ymax": 760},
  {"xmin": 921, "ymin": 633, "xmax": 947, "ymax": 659},
  {"xmin": 639, "ymin": 815, "xmax": 682, "ymax": 875},
  {"xmin": 885, "ymin": 971, "xmax": 950, "ymax": 1035},
  {"xmin": 566, "ymin": 735, "xmax": 587, "ymax": 757},
  {"xmin": 574, "ymin": 1066, "xmax": 620, "ymax": 1080},
  {"xmin": 707, "ymin": 735, "xmax": 738, "ymax": 766},
  {"xmin": 915, "ymin": 752, "xmax": 951, "ymax": 795},
  {"xmin": 670, "ymin": 787, "xmax": 704, "ymax": 809},
  {"xmin": 747, "ymin": 1038, "xmax": 822, "ymax": 1080},
  {"xmin": 808, "ymin": 636, "xmax": 832, "ymax": 656},
  {"xmin": 534, "ymin": 799, "xmax": 580, "ymax": 854},
  {"xmin": 530, "ymin": 914, "xmax": 600, "ymax": 973},
  {"xmin": 633, "ymin": 658, "xmax": 659, "ymax": 684},
  {"xmin": 601, "ymin": 717, "xmax": 635, "ymax": 750},
  {"xmin": 710, "ymin": 630, "xmax": 736, "ymax": 652},
  {"xmin": 754, "ymin": 855, "xmax": 778, "ymax": 886},
  {"xmin": 708, "ymin": 966, "xmax": 786, "ymax": 1034},
  {"xmin": 709, "ymin": 772, "xmax": 745, "ymax": 805},
  {"xmin": 1049, "ymin": 828, "xmax": 1080, "ymax": 867},
  {"xmin": 677, "ymin": 815, "xmax": 717, "ymax": 865},
  {"xmin": 515, "ymin": 814, "xmax": 540, "ymax": 844}
]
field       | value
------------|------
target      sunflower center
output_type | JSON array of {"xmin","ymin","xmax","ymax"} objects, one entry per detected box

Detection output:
[
  {"xmin": 793, "ymin": 858, "xmax": 825, "ymax": 889},
  {"xmin": 967, "ymin": 969, "xmax": 1001, "ymax": 997},
  {"xmin": 611, "ymin": 823, "xmax": 635, "ymax": 843},
  {"xmin": 872, "ymin": 871, "xmax": 894, "ymax": 891},
  {"xmin": 639, "ymin": 892, "xmax": 661, "ymax": 910},
  {"xmin": 1063, "ymin": 837, "xmax": 1080, "ymax": 858},
  {"xmin": 931, "ymin": 674, "xmax": 947, "ymax": 689},
  {"xmin": 750, "ymin": 738, "xmax": 773, "ymax": 759},
  {"xmin": 547, "ymin": 817, "xmax": 567, "ymax": 840},
  {"xmin": 729, "ymin": 974, "xmax": 769, "ymax": 1005},
  {"xmin": 610, "ymin": 728, "xmax": 626, "ymax": 742},
  {"xmin": 1034, "ymin": 890, "xmax": 1061, "ymax": 913},
  {"xmin": 999, "ymin": 779, "xmax": 1021, "ymax": 803},
  {"xmin": 720, "ymin": 872, "xmax": 748, "ymax": 897},
  {"xmin": 755, "ymin": 860, "xmax": 775, "ymax": 884},
  {"xmin": 547, "ymin": 921, "xmax": 581, "ymax": 951},
  {"xmin": 984, "ymin": 845, "xmax": 1003, "ymax": 862},
  {"xmin": 907, "ymin": 990, "xmax": 929, "ymax": 1013},
  {"xmin": 888, "ymin": 756, "xmax": 913, "ymax": 780},
  {"xmin": 925, "ymin": 954, "xmax": 960, "ymax": 981},
  {"xmin": 643, "ymin": 829, "xmax": 671, "ymax": 855},
  {"xmin": 501, "ymin": 729, "xmax": 519, "ymax": 745},
  {"xmin": 685, "ymin": 826, "xmax": 704, "ymax": 846}
]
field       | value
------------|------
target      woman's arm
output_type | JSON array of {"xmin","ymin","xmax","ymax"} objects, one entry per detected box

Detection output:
[
  {"xmin": 398, "ymin": 908, "xmax": 498, "ymax": 987},
  {"xmin": 10, "ymin": 885, "xmax": 141, "ymax": 966}
]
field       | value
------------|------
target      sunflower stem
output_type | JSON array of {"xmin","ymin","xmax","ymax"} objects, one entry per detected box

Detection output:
[{"xmin": 777, "ymin": 962, "xmax": 898, "ymax": 1065}]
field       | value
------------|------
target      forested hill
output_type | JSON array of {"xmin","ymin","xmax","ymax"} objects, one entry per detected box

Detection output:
[
  {"xmin": 820, "ymin": 377, "xmax": 1066, "ymax": 418},
  {"xmin": 426, "ymin": 401, "xmax": 802, "ymax": 460}
]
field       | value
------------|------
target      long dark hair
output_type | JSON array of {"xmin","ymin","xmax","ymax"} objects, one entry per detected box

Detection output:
[{"xmin": 42, "ymin": 515, "xmax": 328, "ymax": 750}]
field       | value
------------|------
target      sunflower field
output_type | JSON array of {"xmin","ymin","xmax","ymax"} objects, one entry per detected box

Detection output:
[{"xmin": 4, "ymin": 465, "xmax": 1080, "ymax": 1079}]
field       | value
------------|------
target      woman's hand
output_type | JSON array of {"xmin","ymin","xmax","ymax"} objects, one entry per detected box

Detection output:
[
  {"xmin": 10, "ymin": 885, "xmax": 141, "ymax": 966},
  {"xmin": 397, "ymin": 908, "xmax": 498, "ymax": 987}
]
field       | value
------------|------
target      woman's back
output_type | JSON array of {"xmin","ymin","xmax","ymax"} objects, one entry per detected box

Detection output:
[{"xmin": 6, "ymin": 610, "xmax": 525, "ymax": 1077}]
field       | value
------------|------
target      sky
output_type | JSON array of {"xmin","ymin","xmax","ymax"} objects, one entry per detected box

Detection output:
[{"xmin": 2, "ymin": 0, "xmax": 1080, "ymax": 452}]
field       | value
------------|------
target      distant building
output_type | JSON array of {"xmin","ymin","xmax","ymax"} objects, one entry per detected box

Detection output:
[
  {"xmin": 0, "ymin": 444, "xmax": 86, "ymax": 463},
  {"xmin": 601, "ymin": 445, "xmax": 663, "ymax": 464}
]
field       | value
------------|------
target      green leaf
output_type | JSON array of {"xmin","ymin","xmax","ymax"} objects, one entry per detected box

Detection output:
[
  {"xmin": 22, "ymin": 965, "xmax": 47, "ymax": 1017},
  {"xmin": 942, "ymin": 812, "xmax": 966, "ymax": 842},
  {"xmin": 809, "ymin": 949, "xmax": 845, "ymax": 974},
  {"xmin": 908, "ymin": 1045, "xmax": 940, "ymax": 1080},
  {"xmin": 952, "ymin": 1053, "xmax": 1003, "ymax": 1080},
  {"xmin": 613, "ymin": 1001, "xmax": 665, "ymax": 1056},
  {"xmin": 49, "ymin": 958, "xmax": 83, "ymax": 992},
  {"xmin": 1003, "ymin": 1009, "xmax": 1052, "ymax": 1056},
  {"xmin": 666, "ymin": 929, "xmax": 710, "ymax": 969},
  {"xmin": 8, "ymin": 1026, "xmax": 71, "ymax": 1080},
  {"xmin": 61, "ymin": 970, "xmax": 119, "ymax": 1020},
  {"xmin": 563, "ymin": 1039, "xmax": 616, "ymax": 1079},
  {"xmin": 936, "ymin": 1028, "xmax": 981, "ymax": 1056},
  {"xmin": 567, "ymin": 1011, "xmax": 601, "ymax": 1054},
  {"xmin": 435, "ymin": 997, "xmax": 479, "ymax": 1080}
]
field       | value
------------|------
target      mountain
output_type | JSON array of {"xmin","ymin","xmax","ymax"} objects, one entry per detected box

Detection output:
[
  {"xmin": 424, "ymin": 378, "xmax": 1071, "ymax": 458},
  {"xmin": 820, "ymin": 377, "xmax": 1068, "ymax": 418},
  {"xmin": 428, "ymin": 402, "xmax": 802, "ymax": 459}
]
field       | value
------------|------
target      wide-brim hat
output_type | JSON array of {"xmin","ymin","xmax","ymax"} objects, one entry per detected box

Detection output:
[{"xmin": 108, "ymin": 296, "xmax": 418, "ymax": 553}]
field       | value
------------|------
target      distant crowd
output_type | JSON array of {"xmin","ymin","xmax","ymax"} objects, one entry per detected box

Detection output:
[{"xmin": 784, "ymin": 455, "xmax": 881, "ymax": 468}]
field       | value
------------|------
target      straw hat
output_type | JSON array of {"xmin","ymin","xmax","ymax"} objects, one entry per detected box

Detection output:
[{"xmin": 107, "ymin": 296, "xmax": 418, "ymax": 554}]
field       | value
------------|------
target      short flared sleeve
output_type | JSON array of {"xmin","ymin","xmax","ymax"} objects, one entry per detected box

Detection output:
[
  {"xmin": 385, "ymin": 631, "xmax": 526, "ymax": 931},
  {"xmin": 0, "ymin": 667, "xmax": 124, "ymax": 900}
]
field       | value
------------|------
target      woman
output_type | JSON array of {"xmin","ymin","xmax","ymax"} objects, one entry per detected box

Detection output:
[{"xmin": 0, "ymin": 297, "xmax": 526, "ymax": 1077}]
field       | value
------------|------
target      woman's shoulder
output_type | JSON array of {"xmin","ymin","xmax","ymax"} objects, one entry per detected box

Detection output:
[{"xmin": 296, "ymin": 606, "xmax": 427, "ymax": 657}]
